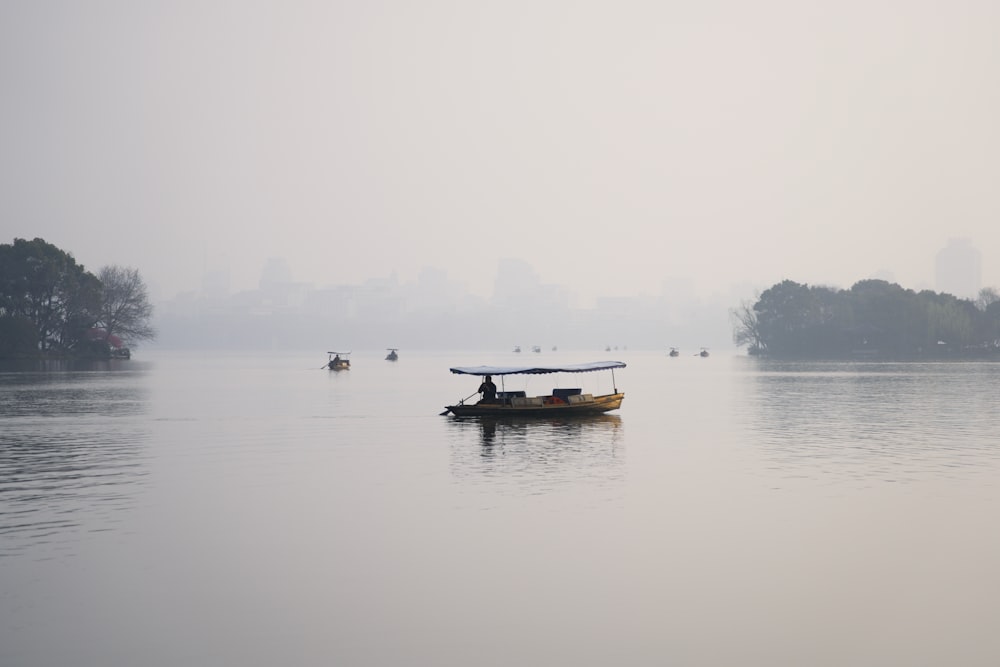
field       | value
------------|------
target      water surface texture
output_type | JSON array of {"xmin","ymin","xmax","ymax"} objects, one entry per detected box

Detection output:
[{"xmin": 2, "ymin": 351, "xmax": 999, "ymax": 666}]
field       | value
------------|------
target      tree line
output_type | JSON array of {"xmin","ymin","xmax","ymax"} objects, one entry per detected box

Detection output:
[
  {"xmin": 0, "ymin": 237, "xmax": 155, "ymax": 359},
  {"xmin": 731, "ymin": 279, "xmax": 1000, "ymax": 359}
]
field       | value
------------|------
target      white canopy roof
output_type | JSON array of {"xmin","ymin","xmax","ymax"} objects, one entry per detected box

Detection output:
[{"xmin": 449, "ymin": 361, "xmax": 626, "ymax": 376}]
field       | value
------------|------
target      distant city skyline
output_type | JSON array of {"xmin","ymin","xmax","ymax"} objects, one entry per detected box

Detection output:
[
  {"xmin": 163, "ymin": 238, "xmax": 988, "ymax": 306},
  {"xmin": 150, "ymin": 239, "xmax": 993, "ymax": 352},
  {"xmin": 935, "ymin": 238, "xmax": 982, "ymax": 300}
]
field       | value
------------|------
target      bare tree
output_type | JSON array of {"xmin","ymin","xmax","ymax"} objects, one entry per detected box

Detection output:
[
  {"xmin": 97, "ymin": 265, "xmax": 156, "ymax": 344},
  {"xmin": 730, "ymin": 296, "xmax": 763, "ymax": 354},
  {"xmin": 975, "ymin": 287, "xmax": 1000, "ymax": 311}
]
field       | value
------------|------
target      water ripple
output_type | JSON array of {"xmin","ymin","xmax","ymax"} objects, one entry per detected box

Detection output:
[
  {"xmin": 739, "ymin": 361, "xmax": 1000, "ymax": 484},
  {"xmin": 0, "ymin": 365, "xmax": 150, "ymax": 558}
]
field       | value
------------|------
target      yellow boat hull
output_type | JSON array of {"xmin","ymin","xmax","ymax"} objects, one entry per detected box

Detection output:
[{"xmin": 446, "ymin": 392, "xmax": 623, "ymax": 417}]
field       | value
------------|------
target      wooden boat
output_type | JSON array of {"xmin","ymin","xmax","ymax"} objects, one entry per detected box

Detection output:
[
  {"xmin": 327, "ymin": 351, "xmax": 351, "ymax": 370},
  {"xmin": 698, "ymin": 348, "xmax": 709, "ymax": 357},
  {"xmin": 385, "ymin": 348, "xmax": 398, "ymax": 361},
  {"xmin": 443, "ymin": 361, "xmax": 625, "ymax": 417},
  {"xmin": 669, "ymin": 347, "xmax": 679, "ymax": 357}
]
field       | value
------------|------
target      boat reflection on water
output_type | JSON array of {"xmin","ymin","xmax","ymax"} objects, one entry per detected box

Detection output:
[
  {"xmin": 446, "ymin": 414, "xmax": 625, "ymax": 490},
  {"xmin": 450, "ymin": 413, "xmax": 623, "ymax": 446}
]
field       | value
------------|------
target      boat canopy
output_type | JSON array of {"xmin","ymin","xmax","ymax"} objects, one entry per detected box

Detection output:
[{"xmin": 449, "ymin": 361, "xmax": 626, "ymax": 376}]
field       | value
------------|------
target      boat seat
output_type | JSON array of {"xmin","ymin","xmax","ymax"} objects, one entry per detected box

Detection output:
[
  {"xmin": 511, "ymin": 396, "xmax": 544, "ymax": 407},
  {"xmin": 552, "ymin": 388, "xmax": 581, "ymax": 400},
  {"xmin": 566, "ymin": 393, "xmax": 595, "ymax": 404},
  {"xmin": 497, "ymin": 391, "xmax": 526, "ymax": 399}
]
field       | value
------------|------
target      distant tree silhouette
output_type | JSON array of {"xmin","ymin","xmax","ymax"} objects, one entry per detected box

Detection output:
[
  {"xmin": 0, "ymin": 237, "xmax": 100, "ymax": 354},
  {"xmin": 733, "ymin": 278, "xmax": 1000, "ymax": 359},
  {"xmin": 0, "ymin": 238, "xmax": 155, "ymax": 358}
]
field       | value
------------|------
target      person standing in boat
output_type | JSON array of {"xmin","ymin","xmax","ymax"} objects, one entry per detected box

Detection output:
[{"xmin": 477, "ymin": 375, "xmax": 497, "ymax": 403}]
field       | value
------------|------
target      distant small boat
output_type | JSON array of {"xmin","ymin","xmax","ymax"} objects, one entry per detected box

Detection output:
[
  {"xmin": 698, "ymin": 348, "xmax": 709, "ymax": 358},
  {"xmin": 669, "ymin": 347, "xmax": 679, "ymax": 357},
  {"xmin": 513, "ymin": 345, "xmax": 521, "ymax": 353},
  {"xmin": 532, "ymin": 345, "xmax": 541, "ymax": 353},
  {"xmin": 385, "ymin": 348, "xmax": 398, "ymax": 361},
  {"xmin": 327, "ymin": 351, "xmax": 351, "ymax": 370}
]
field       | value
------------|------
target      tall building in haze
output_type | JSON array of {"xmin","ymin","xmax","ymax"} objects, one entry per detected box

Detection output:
[{"xmin": 935, "ymin": 239, "xmax": 981, "ymax": 299}]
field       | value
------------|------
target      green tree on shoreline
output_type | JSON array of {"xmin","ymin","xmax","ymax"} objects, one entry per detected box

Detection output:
[
  {"xmin": 732, "ymin": 279, "xmax": 1000, "ymax": 359},
  {"xmin": 0, "ymin": 238, "xmax": 155, "ymax": 358}
]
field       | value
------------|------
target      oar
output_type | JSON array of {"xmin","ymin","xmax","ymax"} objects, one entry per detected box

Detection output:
[{"xmin": 440, "ymin": 391, "xmax": 478, "ymax": 415}]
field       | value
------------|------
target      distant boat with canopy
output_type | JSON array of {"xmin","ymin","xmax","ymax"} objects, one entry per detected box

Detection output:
[{"xmin": 326, "ymin": 351, "xmax": 351, "ymax": 370}]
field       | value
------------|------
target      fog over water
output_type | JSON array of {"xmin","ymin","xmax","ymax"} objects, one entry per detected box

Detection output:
[{"xmin": 3, "ymin": 1, "xmax": 1000, "ymax": 309}]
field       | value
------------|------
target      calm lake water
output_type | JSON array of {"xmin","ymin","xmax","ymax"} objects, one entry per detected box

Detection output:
[{"xmin": 2, "ymin": 349, "xmax": 999, "ymax": 666}]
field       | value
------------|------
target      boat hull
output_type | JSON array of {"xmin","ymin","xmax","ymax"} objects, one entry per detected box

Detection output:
[{"xmin": 446, "ymin": 392, "xmax": 624, "ymax": 417}]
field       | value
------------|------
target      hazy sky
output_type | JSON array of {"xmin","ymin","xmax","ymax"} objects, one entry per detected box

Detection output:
[{"xmin": 2, "ymin": 1, "xmax": 999, "ymax": 303}]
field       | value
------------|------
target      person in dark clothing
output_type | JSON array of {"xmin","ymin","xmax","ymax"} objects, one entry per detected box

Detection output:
[{"xmin": 477, "ymin": 375, "xmax": 497, "ymax": 403}]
